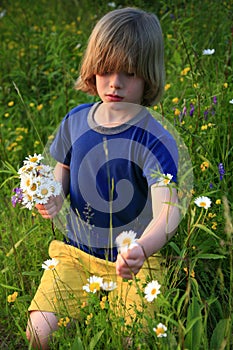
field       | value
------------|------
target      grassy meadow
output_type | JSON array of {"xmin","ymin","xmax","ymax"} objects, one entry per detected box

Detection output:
[{"xmin": 0, "ymin": 0, "xmax": 232, "ymax": 349}]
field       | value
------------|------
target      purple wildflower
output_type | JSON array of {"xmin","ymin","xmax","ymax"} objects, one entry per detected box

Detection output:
[
  {"xmin": 213, "ymin": 96, "xmax": 217, "ymax": 104},
  {"xmin": 218, "ymin": 163, "xmax": 225, "ymax": 181},
  {"xmin": 189, "ymin": 103, "xmax": 195, "ymax": 116},
  {"xmin": 11, "ymin": 187, "xmax": 23, "ymax": 207},
  {"xmin": 209, "ymin": 182, "xmax": 213, "ymax": 189},
  {"xmin": 204, "ymin": 109, "xmax": 209, "ymax": 120}
]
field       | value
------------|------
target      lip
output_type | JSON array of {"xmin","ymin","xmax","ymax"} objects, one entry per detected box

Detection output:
[{"xmin": 105, "ymin": 94, "xmax": 123, "ymax": 102}]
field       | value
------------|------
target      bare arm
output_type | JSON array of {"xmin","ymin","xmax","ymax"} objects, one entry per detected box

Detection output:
[
  {"xmin": 116, "ymin": 183, "xmax": 180, "ymax": 279},
  {"xmin": 36, "ymin": 162, "xmax": 70, "ymax": 219}
]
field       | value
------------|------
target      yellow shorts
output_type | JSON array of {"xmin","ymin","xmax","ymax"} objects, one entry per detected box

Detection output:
[{"xmin": 28, "ymin": 240, "xmax": 164, "ymax": 323}]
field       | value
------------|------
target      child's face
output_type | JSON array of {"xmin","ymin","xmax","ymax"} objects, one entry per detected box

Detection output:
[{"xmin": 95, "ymin": 71, "xmax": 145, "ymax": 105}]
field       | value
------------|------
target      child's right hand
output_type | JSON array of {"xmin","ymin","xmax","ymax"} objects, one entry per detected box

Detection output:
[{"xmin": 35, "ymin": 195, "xmax": 63, "ymax": 219}]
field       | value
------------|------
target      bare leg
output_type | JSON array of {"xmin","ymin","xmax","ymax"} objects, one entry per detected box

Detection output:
[{"xmin": 26, "ymin": 311, "xmax": 58, "ymax": 349}]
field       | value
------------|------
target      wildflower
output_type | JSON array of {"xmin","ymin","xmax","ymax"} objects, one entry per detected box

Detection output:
[
  {"xmin": 216, "ymin": 199, "xmax": 221, "ymax": 205},
  {"xmin": 202, "ymin": 49, "xmax": 215, "ymax": 55},
  {"xmin": 100, "ymin": 296, "xmax": 107, "ymax": 309},
  {"xmin": 189, "ymin": 103, "xmax": 195, "ymax": 116},
  {"xmin": 181, "ymin": 67, "xmax": 190, "ymax": 76},
  {"xmin": 201, "ymin": 125, "xmax": 208, "ymax": 131},
  {"xmin": 37, "ymin": 104, "xmax": 43, "ymax": 111},
  {"xmin": 11, "ymin": 187, "xmax": 23, "ymax": 207},
  {"xmin": 213, "ymin": 96, "xmax": 217, "ymax": 104},
  {"xmin": 144, "ymin": 280, "xmax": 161, "ymax": 302},
  {"xmin": 174, "ymin": 108, "xmax": 181, "ymax": 116},
  {"xmin": 58, "ymin": 317, "xmax": 70, "ymax": 327},
  {"xmin": 218, "ymin": 163, "xmax": 225, "ymax": 180},
  {"xmin": 200, "ymin": 161, "xmax": 209, "ymax": 172},
  {"xmin": 29, "ymin": 102, "xmax": 35, "ymax": 107},
  {"xmin": 7, "ymin": 291, "xmax": 18, "ymax": 303},
  {"xmin": 85, "ymin": 313, "xmax": 93, "ymax": 325},
  {"xmin": 24, "ymin": 153, "xmax": 43, "ymax": 164},
  {"xmin": 159, "ymin": 173, "xmax": 173, "ymax": 185},
  {"xmin": 8, "ymin": 101, "xmax": 14, "ymax": 107},
  {"xmin": 4, "ymin": 113, "xmax": 10, "ymax": 118},
  {"xmin": 172, "ymin": 97, "xmax": 179, "ymax": 104},
  {"xmin": 194, "ymin": 196, "xmax": 211, "ymax": 209},
  {"xmin": 164, "ymin": 83, "xmax": 171, "ymax": 91},
  {"xmin": 223, "ymin": 83, "xmax": 228, "ymax": 88},
  {"xmin": 83, "ymin": 275, "xmax": 103, "ymax": 293},
  {"xmin": 102, "ymin": 280, "xmax": 117, "ymax": 291},
  {"xmin": 229, "ymin": 99, "xmax": 233, "ymax": 104},
  {"xmin": 212, "ymin": 222, "xmax": 217, "ymax": 230},
  {"xmin": 13, "ymin": 153, "xmax": 62, "ymax": 210},
  {"xmin": 115, "ymin": 230, "xmax": 137, "ymax": 254},
  {"xmin": 42, "ymin": 258, "xmax": 59, "ymax": 270},
  {"xmin": 153, "ymin": 323, "xmax": 167, "ymax": 338}
]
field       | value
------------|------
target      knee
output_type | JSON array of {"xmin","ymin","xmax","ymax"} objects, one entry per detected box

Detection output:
[{"xmin": 26, "ymin": 311, "xmax": 58, "ymax": 349}]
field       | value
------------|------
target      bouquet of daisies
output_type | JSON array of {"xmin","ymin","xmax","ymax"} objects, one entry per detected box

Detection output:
[{"xmin": 11, "ymin": 153, "xmax": 62, "ymax": 210}]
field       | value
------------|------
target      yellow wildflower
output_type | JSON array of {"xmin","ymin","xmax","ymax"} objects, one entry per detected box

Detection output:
[
  {"xmin": 37, "ymin": 104, "xmax": 43, "ymax": 111},
  {"xmin": 181, "ymin": 67, "xmax": 190, "ymax": 76},
  {"xmin": 200, "ymin": 161, "xmax": 209, "ymax": 171},
  {"xmin": 29, "ymin": 102, "xmax": 35, "ymax": 107},
  {"xmin": 216, "ymin": 199, "xmax": 221, "ymax": 205},
  {"xmin": 7, "ymin": 291, "xmax": 18, "ymax": 303},
  {"xmin": 4, "ymin": 113, "xmax": 10, "ymax": 118},
  {"xmin": 223, "ymin": 83, "xmax": 228, "ymax": 88},
  {"xmin": 165, "ymin": 83, "xmax": 171, "ymax": 91},
  {"xmin": 167, "ymin": 34, "xmax": 172, "ymax": 39},
  {"xmin": 100, "ymin": 296, "xmax": 107, "ymax": 310},
  {"xmin": 212, "ymin": 222, "xmax": 217, "ymax": 230},
  {"xmin": 172, "ymin": 97, "xmax": 179, "ymax": 104},
  {"xmin": 201, "ymin": 125, "xmax": 208, "ymax": 130},
  {"xmin": 58, "ymin": 317, "xmax": 70, "ymax": 327},
  {"xmin": 174, "ymin": 108, "xmax": 180, "ymax": 116},
  {"xmin": 85, "ymin": 313, "xmax": 93, "ymax": 325},
  {"xmin": 8, "ymin": 101, "xmax": 14, "ymax": 107}
]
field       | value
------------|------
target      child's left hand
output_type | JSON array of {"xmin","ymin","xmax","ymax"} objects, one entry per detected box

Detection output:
[{"xmin": 115, "ymin": 244, "xmax": 145, "ymax": 280}]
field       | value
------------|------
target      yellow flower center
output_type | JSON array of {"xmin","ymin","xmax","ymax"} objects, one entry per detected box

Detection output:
[
  {"xmin": 89, "ymin": 282, "xmax": 101, "ymax": 292},
  {"xmin": 30, "ymin": 183, "xmax": 37, "ymax": 191},
  {"xmin": 48, "ymin": 265, "xmax": 55, "ymax": 270},
  {"xmin": 200, "ymin": 202, "xmax": 206, "ymax": 207},
  {"xmin": 151, "ymin": 288, "xmax": 157, "ymax": 295},
  {"xmin": 155, "ymin": 327, "xmax": 165, "ymax": 336},
  {"xmin": 30, "ymin": 157, "xmax": 38, "ymax": 163},
  {"xmin": 41, "ymin": 188, "xmax": 49, "ymax": 196},
  {"xmin": 122, "ymin": 238, "xmax": 131, "ymax": 246}
]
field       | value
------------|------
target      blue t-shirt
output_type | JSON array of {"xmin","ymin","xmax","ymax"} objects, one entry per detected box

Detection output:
[{"xmin": 50, "ymin": 102, "xmax": 178, "ymax": 261}]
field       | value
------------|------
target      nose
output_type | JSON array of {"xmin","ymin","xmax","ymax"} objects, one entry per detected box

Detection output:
[{"xmin": 109, "ymin": 73, "xmax": 122, "ymax": 89}]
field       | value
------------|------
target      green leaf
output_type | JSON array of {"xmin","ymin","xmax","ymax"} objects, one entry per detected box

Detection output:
[
  {"xmin": 194, "ymin": 224, "xmax": 220, "ymax": 240},
  {"xmin": 89, "ymin": 329, "xmax": 105, "ymax": 350},
  {"xmin": 196, "ymin": 253, "xmax": 225, "ymax": 260},
  {"xmin": 184, "ymin": 297, "xmax": 203, "ymax": 350},
  {"xmin": 210, "ymin": 319, "xmax": 229, "ymax": 350},
  {"xmin": 71, "ymin": 336, "xmax": 84, "ymax": 350}
]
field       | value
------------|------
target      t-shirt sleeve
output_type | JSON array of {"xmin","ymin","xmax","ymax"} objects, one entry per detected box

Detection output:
[
  {"xmin": 50, "ymin": 114, "xmax": 72, "ymax": 166},
  {"xmin": 143, "ymin": 133, "xmax": 178, "ymax": 187}
]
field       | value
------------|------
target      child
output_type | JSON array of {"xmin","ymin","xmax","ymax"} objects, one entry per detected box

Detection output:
[{"xmin": 26, "ymin": 7, "xmax": 180, "ymax": 349}]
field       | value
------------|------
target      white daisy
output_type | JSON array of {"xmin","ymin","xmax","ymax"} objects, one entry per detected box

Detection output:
[
  {"xmin": 24, "ymin": 153, "xmax": 43, "ymax": 165},
  {"xmin": 20, "ymin": 173, "xmax": 35, "ymax": 193},
  {"xmin": 42, "ymin": 258, "xmax": 59, "ymax": 270},
  {"xmin": 159, "ymin": 173, "xmax": 173, "ymax": 185},
  {"xmin": 115, "ymin": 230, "xmax": 137, "ymax": 254},
  {"xmin": 102, "ymin": 280, "xmax": 117, "ymax": 291},
  {"xmin": 229, "ymin": 99, "xmax": 233, "ymax": 104},
  {"xmin": 144, "ymin": 280, "xmax": 161, "ymax": 302},
  {"xmin": 202, "ymin": 49, "xmax": 215, "ymax": 55},
  {"xmin": 35, "ymin": 180, "xmax": 54, "ymax": 204},
  {"xmin": 194, "ymin": 196, "xmax": 211, "ymax": 209},
  {"xmin": 83, "ymin": 275, "xmax": 103, "ymax": 293},
  {"xmin": 153, "ymin": 323, "xmax": 167, "ymax": 338}
]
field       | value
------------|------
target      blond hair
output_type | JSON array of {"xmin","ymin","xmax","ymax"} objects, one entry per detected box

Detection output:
[{"xmin": 75, "ymin": 7, "xmax": 165, "ymax": 106}]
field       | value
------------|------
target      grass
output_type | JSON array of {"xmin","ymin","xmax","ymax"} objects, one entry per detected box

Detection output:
[{"xmin": 0, "ymin": 0, "xmax": 232, "ymax": 349}]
